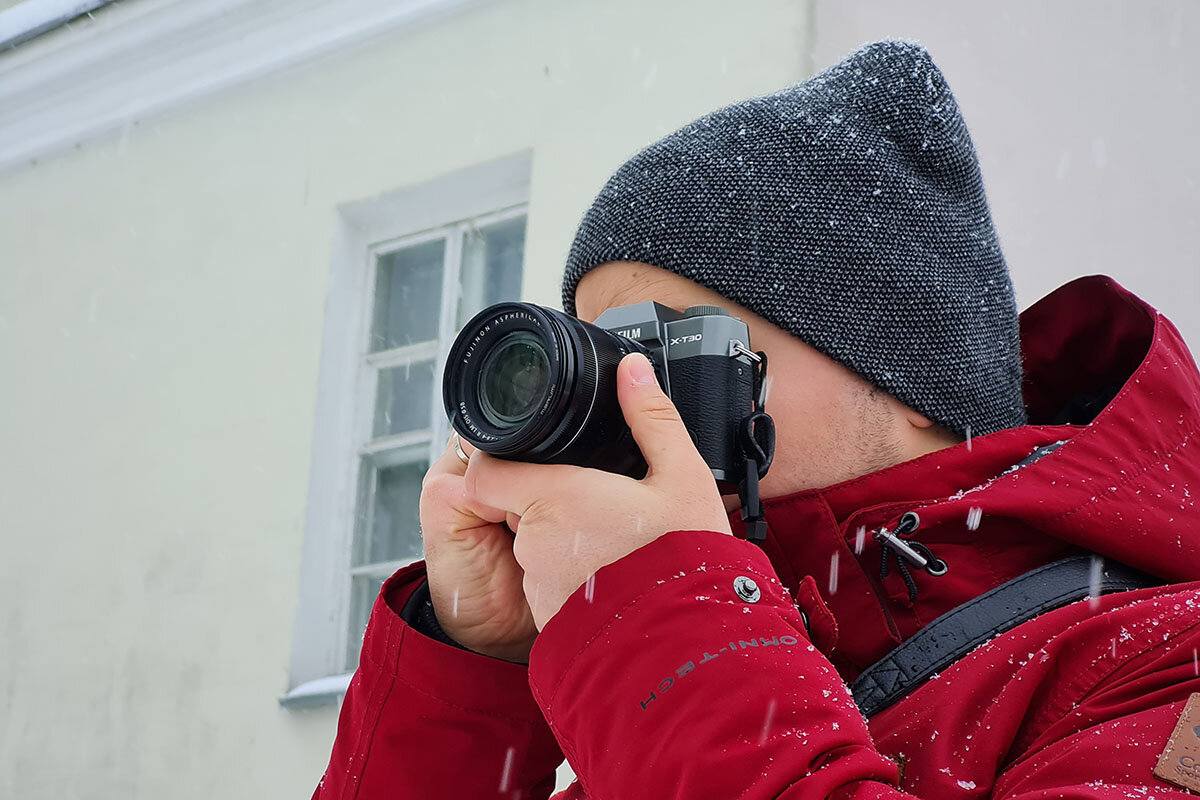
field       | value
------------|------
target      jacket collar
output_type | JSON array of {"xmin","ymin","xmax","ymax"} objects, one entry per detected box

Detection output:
[{"xmin": 728, "ymin": 276, "xmax": 1200, "ymax": 678}]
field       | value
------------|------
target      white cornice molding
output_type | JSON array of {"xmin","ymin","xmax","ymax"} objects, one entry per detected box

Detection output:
[
  {"xmin": 0, "ymin": 0, "xmax": 485, "ymax": 174},
  {"xmin": 0, "ymin": 0, "xmax": 117, "ymax": 50}
]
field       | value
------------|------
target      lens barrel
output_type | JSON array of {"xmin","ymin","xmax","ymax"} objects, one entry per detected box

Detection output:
[{"xmin": 443, "ymin": 302, "xmax": 648, "ymax": 476}]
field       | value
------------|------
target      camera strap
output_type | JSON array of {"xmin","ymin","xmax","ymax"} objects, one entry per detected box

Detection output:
[
  {"xmin": 850, "ymin": 554, "xmax": 1162, "ymax": 717},
  {"xmin": 737, "ymin": 351, "xmax": 775, "ymax": 545}
]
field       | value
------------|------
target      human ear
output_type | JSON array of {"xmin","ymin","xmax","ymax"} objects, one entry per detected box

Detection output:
[{"xmin": 901, "ymin": 405, "xmax": 937, "ymax": 431}]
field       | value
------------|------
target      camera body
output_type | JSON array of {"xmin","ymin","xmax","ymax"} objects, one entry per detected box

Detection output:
[
  {"xmin": 443, "ymin": 300, "xmax": 760, "ymax": 490},
  {"xmin": 591, "ymin": 302, "xmax": 757, "ymax": 486}
]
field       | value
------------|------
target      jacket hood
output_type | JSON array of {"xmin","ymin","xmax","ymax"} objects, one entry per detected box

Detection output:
[{"xmin": 729, "ymin": 275, "xmax": 1200, "ymax": 678}]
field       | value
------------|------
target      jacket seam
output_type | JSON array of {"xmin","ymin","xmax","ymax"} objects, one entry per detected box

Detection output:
[
  {"xmin": 762, "ymin": 514, "xmax": 803, "ymax": 593},
  {"xmin": 1048, "ymin": 420, "xmax": 1200, "ymax": 522},
  {"xmin": 361, "ymin": 603, "xmax": 549, "ymax": 727},
  {"xmin": 339, "ymin": 611, "xmax": 400, "ymax": 800},
  {"xmin": 389, "ymin": 667, "xmax": 550, "ymax": 727},
  {"xmin": 830, "ymin": 499, "xmax": 902, "ymax": 649},
  {"xmin": 530, "ymin": 681, "xmax": 592, "ymax": 800},
  {"xmin": 365, "ymin": 610, "xmax": 549, "ymax": 727},
  {"xmin": 538, "ymin": 562, "xmax": 795, "ymax": 709}
]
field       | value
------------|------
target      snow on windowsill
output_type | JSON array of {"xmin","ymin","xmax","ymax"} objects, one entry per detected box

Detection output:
[{"xmin": 279, "ymin": 672, "xmax": 352, "ymax": 710}]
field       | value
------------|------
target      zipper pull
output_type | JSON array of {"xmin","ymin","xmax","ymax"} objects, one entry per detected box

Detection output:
[{"xmin": 874, "ymin": 512, "xmax": 949, "ymax": 603}]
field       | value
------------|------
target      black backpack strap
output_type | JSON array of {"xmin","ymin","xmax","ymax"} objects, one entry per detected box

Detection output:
[{"xmin": 850, "ymin": 554, "xmax": 1163, "ymax": 718}]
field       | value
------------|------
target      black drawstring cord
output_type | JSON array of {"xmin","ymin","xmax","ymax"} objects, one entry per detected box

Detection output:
[
  {"xmin": 874, "ymin": 512, "xmax": 948, "ymax": 603},
  {"xmin": 738, "ymin": 351, "xmax": 775, "ymax": 544}
]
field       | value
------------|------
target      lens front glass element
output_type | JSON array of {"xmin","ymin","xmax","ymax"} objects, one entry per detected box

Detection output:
[{"xmin": 477, "ymin": 331, "xmax": 550, "ymax": 428}]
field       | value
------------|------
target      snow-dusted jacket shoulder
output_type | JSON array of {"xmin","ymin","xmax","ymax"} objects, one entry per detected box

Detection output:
[{"xmin": 314, "ymin": 276, "xmax": 1200, "ymax": 798}]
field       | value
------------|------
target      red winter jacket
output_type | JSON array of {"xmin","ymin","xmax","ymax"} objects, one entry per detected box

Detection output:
[{"xmin": 314, "ymin": 276, "xmax": 1200, "ymax": 799}]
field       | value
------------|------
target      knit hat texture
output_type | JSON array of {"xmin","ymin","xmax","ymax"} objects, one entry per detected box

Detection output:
[{"xmin": 561, "ymin": 39, "xmax": 1026, "ymax": 437}]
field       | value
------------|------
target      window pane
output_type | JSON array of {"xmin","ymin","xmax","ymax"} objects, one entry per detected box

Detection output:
[
  {"xmin": 458, "ymin": 216, "xmax": 526, "ymax": 327},
  {"xmin": 353, "ymin": 457, "xmax": 428, "ymax": 566},
  {"xmin": 345, "ymin": 572, "xmax": 387, "ymax": 670},
  {"xmin": 372, "ymin": 238, "xmax": 445, "ymax": 351},
  {"xmin": 373, "ymin": 359, "xmax": 436, "ymax": 438}
]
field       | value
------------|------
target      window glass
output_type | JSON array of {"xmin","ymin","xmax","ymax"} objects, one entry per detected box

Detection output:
[
  {"xmin": 353, "ymin": 457, "xmax": 428, "ymax": 567},
  {"xmin": 372, "ymin": 360, "xmax": 436, "ymax": 438},
  {"xmin": 372, "ymin": 238, "xmax": 445, "ymax": 351},
  {"xmin": 345, "ymin": 572, "xmax": 387, "ymax": 670},
  {"xmin": 458, "ymin": 217, "xmax": 525, "ymax": 327}
]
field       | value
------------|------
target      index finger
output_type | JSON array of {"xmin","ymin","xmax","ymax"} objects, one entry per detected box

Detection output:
[
  {"xmin": 427, "ymin": 430, "xmax": 476, "ymax": 480},
  {"xmin": 463, "ymin": 451, "xmax": 584, "ymax": 517}
]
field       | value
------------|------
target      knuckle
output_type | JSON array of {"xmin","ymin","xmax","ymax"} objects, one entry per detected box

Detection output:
[
  {"xmin": 421, "ymin": 468, "xmax": 444, "ymax": 490},
  {"xmin": 511, "ymin": 534, "xmax": 532, "ymax": 567},
  {"xmin": 519, "ymin": 497, "xmax": 560, "ymax": 533},
  {"xmin": 462, "ymin": 463, "xmax": 481, "ymax": 496},
  {"xmin": 641, "ymin": 401, "xmax": 682, "ymax": 424},
  {"xmin": 420, "ymin": 473, "xmax": 446, "ymax": 501},
  {"xmin": 424, "ymin": 456, "xmax": 460, "ymax": 485},
  {"xmin": 522, "ymin": 497, "xmax": 549, "ymax": 523},
  {"xmin": 418, "ymin": 488, "xmax": 445, "ymax": 523}
]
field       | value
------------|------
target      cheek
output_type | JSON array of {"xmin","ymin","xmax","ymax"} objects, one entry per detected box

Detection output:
[
  {"xmin": 765, "ymin": 369, "xmax": 847, "ymax": 442},
  {"xmin": 757, "ymin": 366, "xmax": 865, "ymax": 493}
]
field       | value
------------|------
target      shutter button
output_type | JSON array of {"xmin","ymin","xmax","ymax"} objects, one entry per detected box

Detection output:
[{"xmin": 733, "ymin": 576, "xmax": 761, "ymax": 603}]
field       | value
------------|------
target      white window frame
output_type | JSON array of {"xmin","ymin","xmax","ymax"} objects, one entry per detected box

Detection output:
[
  {"xmin": 283, "ymin": 151, "xmax": 531, "ymax": 708},
  {"xmin": 343, "ymin": 205, "xmax": 527, "ymax": 670}
]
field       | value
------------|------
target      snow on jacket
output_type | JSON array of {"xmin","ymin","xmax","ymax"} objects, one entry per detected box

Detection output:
[{"xmin": 313, "ymin": 276, "xmax": 1200, "ymax": 798}]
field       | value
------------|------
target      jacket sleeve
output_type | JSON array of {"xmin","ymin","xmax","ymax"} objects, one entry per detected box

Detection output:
[
  {"xmin": 312, "ymin": 560, "xmax": 566, "ymax": 800},
  {"xmin": 524, "ymin": 530, "xmax": 1200, "ymax": 800}
]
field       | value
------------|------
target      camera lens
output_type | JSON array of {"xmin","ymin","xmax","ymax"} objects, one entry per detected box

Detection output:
[
  {"xmin": 443, "ymin": 302, "xmax": 649, "ymax": 476},
  {"xmin": 477, "ymin": 331, "xmax": 550, "ymax": 428}
]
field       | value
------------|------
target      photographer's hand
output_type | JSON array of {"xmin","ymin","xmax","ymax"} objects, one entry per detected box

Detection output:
[
  {"xmin": 419, "ymin": 430, "xmax": 539, "ymax": 663},
  {"xmin": 464, "ymin": 352, "xmax": 732, "ymax": 630}
]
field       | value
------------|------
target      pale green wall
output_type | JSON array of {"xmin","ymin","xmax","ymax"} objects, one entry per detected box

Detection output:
[{"xmin": 0, "ymin": 0, "xmax": 810, "ymax": 797}]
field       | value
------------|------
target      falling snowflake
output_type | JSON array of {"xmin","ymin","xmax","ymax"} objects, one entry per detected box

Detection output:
[{"xmin": 966, "ymin": 506, "xmax": 983, "ymax": 531}]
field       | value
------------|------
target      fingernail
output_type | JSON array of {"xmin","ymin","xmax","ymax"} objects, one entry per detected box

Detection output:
[{"xmin": 629, "ymin": 353, "xmax": 657, "ymax": 386}]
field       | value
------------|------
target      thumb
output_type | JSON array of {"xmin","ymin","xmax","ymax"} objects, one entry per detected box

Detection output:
[{"xmin": 617, "ymin": 352, "xmax": 706, "ymax": 479}]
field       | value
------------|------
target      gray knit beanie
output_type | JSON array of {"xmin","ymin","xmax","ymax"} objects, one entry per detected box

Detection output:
[{"xmin": 561, "ymin": 39, "xmax": 1026, "ymax": 437}]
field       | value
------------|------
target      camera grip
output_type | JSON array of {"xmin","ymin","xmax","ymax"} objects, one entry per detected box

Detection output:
[{"xmin": 666, "ymin": 355, "xmax": 755, "ymax": 487}]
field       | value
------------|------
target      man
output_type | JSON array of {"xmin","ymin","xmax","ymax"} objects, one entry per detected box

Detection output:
[{"xmin": 315, "ymin": 40, "xmax": 1200, "ymax": 798}]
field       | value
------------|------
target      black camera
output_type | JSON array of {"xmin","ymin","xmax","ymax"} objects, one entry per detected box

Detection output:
[{"xmin": 442, "ymin": 301, "xmax": 768, "ymax": 491}]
